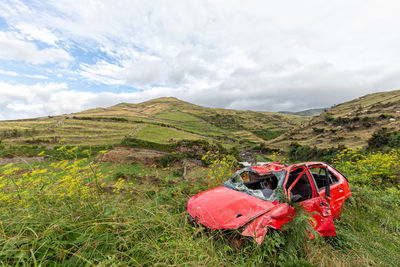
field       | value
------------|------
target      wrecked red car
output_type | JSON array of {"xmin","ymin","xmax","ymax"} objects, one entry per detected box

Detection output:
[{"xmin": 187, "ymin": 162, "xmax": 351, "ymax": 244}]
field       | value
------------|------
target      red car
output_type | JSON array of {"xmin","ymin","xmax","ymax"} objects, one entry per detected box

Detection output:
[{"xmin": 187, "ymin": 162, "xmax": 351, "ymax": 244}]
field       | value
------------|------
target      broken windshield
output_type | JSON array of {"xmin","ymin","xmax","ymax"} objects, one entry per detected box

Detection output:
[{"xmin": 223, "ymin": 166, "xmax": 287, "ymax": 202}]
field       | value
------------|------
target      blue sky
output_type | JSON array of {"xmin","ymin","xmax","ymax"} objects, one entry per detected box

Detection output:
[{"xmin": 0, "ymin": 0, "xmax": 400, "ymax": 120}]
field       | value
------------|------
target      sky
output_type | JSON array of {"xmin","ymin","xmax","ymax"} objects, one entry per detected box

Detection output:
[{"xmin": 0, "ymin": 0, "xmax": 400, "ymax": 120}]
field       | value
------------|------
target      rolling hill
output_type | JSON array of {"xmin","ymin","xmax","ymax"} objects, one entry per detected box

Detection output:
[
  {"xmin": 0, "ymin": 97, "xmax": 309, "ymax": 150},
  {"xmin": 269, "ymin": 89, "xmax": 400, "ymax": 149},
  {"xmin": 279, "ymin": 108, "xmax": 326, "ymax": 117}
]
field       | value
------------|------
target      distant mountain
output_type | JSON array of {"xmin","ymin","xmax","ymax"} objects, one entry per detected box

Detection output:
[
  {"xmin": 279, "ymin": 108, "xmax": 326, "ymax": 117},
  {"xmin": 270, "ymin": 89, "xmax": 400, "ymax": 149}
]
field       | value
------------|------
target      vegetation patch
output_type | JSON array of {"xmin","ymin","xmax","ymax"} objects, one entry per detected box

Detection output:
[
  {"xmin": 121, "ymin": 137, "xmax": 175, "ymax": 152},
  {"xmin": 251, "ymin": 129, "xmax": 283, "ymax": 141},
  {"xmin": 367, "ymin": 128, "xmax": 400, "ymax": 150},
  {"xmin": 202, "ymin": 114, "xmax": 244, "ymax": 130},
  {"xmin": 289, "ymin": 142, "xmax": 346, "ymax": 162},
  {"xmin": 72, "ymin": 116, "xmax": 129, "ymax": 122},
  {"xmin": 0, "ymin": 144, "xmax": 112, "ymax": 160}
]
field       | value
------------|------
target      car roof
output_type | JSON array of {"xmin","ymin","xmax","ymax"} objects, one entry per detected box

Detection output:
[
  {"xmin": 250, "ymin": 162, "xmax": 329, "ymax": 174},
  {"xmin": 289, "ymin": 162, "xmax": 328, "ymax": 168},
  {"xmin": 250, "ymin": 162, "xmax": 286, "ymax": 174}
]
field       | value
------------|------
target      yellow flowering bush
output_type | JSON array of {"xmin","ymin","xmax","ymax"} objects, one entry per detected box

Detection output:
[
  {"xmin": 333, "ymin": 148, "xmax": 400, "ymax": 187},
  {"xmin": 0, "ymin": 159, "xmax": 100, "ymax": 208},
  {"xmin": 202, "ymin": 151, "xmax": 237, "ymax": 187}
]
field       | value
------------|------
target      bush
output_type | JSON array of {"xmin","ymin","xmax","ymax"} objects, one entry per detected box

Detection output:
[
  {"xmin": 158, "ymin": 153, "xmax": 186, "ymax": 168},
  {"xmin": 367, "ymin": 128, "xmax": 400, "ymax": 150},
  {"xmin": 325, "ymin": 114, "xmax": 333, "ymax": 122},
  {"xmin": 202, "ymin": 152, "xmax": 237, "ymax": 187},
  {"xmin": 333, "ymin": 148, "xmax": 400, "ymax": 187},
  {"xmin": 312, "ymin": 127, "xmax": 325, "ymax": 134},
  {"xmin": 72, "ymin": 116, "xmax": 129, "ymax": 122},
  {"xmin": 368, "ymin": 128, "xmax": 391, "ymax": 150},
  {"xmin": 288, "ymin": 142, "xmax": 345, "ymax": 162},
  {"xmin": 251, "ymin": 129, "xmax": 283, "ymax": 141}
]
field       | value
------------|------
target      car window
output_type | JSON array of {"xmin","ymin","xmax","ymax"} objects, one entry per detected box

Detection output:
[
  {"xmin": 285, "ymin": 167, "xmax": 304, "ymax": 191},
  {"xmin": 309, "ymin": 166, "xmax": 340, "ymax": 190},
  {"xmin": 309, "ymin": 166, "xmax": 328, "ymax": 190},
  {"xmin": 289, "ymin": 171, "xmax": 313, "ymax": 202},
  {"xmin": 328, "ymin": 169, "xmax": 339, "ymax": 184}
]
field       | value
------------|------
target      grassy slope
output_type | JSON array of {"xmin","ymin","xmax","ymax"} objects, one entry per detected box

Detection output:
[
  {"xmin": 0, "ymin": 158, "xmax": 398, "ymax": 266},
  {"xmin": 0, "ymin": 97, "xmax": 309, "ymax": 149},
  {"xmin": 270, "ymin": 89, "xmax": 400, "ymax": 149}
]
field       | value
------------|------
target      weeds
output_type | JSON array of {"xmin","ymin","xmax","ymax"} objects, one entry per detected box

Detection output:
[{"xmin": 0, "ymin": 148, "xmax": 399, "ymax": 266}]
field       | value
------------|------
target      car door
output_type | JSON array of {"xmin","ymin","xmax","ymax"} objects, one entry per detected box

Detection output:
[
  {"xmin": 307, "ymin": 164, "xmax": 347, "ymax": 219},
  {"xmin": 299, "ymin": 197, "xmax": 337, "ymax": 236},
  {"xmin": 326, "ymin": 166, "xmax": 348, "ymax": 219},
  {"xmin": 286, "ymin": 167, "xmax": 336, "ymax": 236}
]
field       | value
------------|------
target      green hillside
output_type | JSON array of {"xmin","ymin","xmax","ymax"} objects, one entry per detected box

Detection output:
[
  {"xmin": 270, "ymin": 89, "xmax": 400, "ymax": 149},
  {"xmin": 0, "ymin": 97, "xmax": 309, "ymax": 150}
]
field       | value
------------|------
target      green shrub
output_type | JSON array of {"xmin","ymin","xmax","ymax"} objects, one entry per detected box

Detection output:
[
  {"xmin": 251, "ymin": 129, "xmax": 283, "ymax": 141},
  {"xmin": 158, "ymin": 153, "xmax": 186, "ymax": 168},
  {"xmin": 289, "ymin": 142, "xmax": 345, "ymax": 162},
  {"xmin": 325, "ymin": 113, "xmax": 333, "ymax": 122},
  {"xmin": 72, "ymin": 116, "xmax": 129, "ymax": 122},
  {"xmin": 312, "ymin": 127, "xmax": 325, "ymax": 134},
  {"xmin": 367, "ymin": 128, "xmax": 400, "ymax": 150}
]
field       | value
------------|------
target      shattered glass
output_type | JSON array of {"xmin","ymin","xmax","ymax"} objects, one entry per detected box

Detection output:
[{"xmin": 223, "ymin": 166, "xmax": 287, "ymax": 202}]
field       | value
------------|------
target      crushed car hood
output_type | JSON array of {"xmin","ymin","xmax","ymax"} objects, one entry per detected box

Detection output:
[{"xmin": 187, "ymin": 186, "xmax": 278, "ymax": 229}]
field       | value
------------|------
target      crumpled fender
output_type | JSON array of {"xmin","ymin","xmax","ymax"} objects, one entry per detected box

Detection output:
[{"xmin": 241, "ymin": 203, "xmax": 294, "ymax": 244}]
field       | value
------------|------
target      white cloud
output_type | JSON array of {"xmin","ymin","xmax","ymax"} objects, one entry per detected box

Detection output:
[
  {"xmin": 0, "ymin": 69, "xmax": 48, "ymax": 79},
  {"xmin": 15, "ymin": 23, "xmax": 59, "ymax": 45},
  {"xmin": 0, "ymin": 0, "xmax": 400, "ymax": 119},
  {"xmin": 0, "ymin": 69, "xmax": 19, "ymax": 76},
  {"xmin": 0, "ymin": 31, "xmax": 72, "ymax": 65},
  {"xmin": 25, "ymin": 74, "xmax": 48, "ymax": 80}
]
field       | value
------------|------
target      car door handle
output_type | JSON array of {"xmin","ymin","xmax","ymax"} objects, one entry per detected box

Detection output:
[{"xmin": 338, "ymin": 187, "xmax": 343, "ymax": 192}]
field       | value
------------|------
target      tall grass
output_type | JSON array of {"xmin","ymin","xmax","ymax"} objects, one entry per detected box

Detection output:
[{"xmin": 0, "ymin": 150, "xmax": 399, "ymax": 266}]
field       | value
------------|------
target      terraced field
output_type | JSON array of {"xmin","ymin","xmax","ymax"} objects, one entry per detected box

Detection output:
[
  {"xmin": 0, "ymin": 97, "xmax": 309, "ymax": 150},
  {"xmin": 270, "ymin": 89, "xmax": 400, "ymax": 149}
]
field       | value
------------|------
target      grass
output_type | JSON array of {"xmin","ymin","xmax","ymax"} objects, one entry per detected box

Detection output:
[
  {"xmin": 134, "ymin": 124, "xmax": 203, "ymax": 143},
  {"xmin": 0, "ymin": 148, "xmax": 399, "ymax": 266}
]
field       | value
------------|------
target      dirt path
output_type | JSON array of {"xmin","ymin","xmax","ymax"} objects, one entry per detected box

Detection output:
[
  {"xmin": 0, "ymin": 157, "xmax": 45, "ymax": 165},
  {"xmin": 126, "ymin": 124, "xmax": 145, "ymax": 138},
  {"xmin": 49, "ymin": 117, "xmax": 66, "ymax": 130}
]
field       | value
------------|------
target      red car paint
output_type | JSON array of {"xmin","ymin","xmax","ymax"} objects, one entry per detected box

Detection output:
[{"xmin": 187, "ymin": 162, "xmax": 351, "ymax": 244}]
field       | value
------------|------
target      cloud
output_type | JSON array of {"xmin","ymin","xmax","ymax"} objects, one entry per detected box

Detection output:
[
  {"xmin": 15, "ymin": 23, "xmax": 59, "ymax": 45},
  {"xmin": 0, "ymin": 0, "xmax": 400, "ymax": 120},
  {"xmin": 0, "ymin": 69, "xmax": 19, "ymax": 76},
  {"xmin": 0, "ymin": 31, "xmax": 73, "ymax": 65},
  {"xmin": 0, "ymin": 69, "xmax": 48, "ymax": 79}
]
